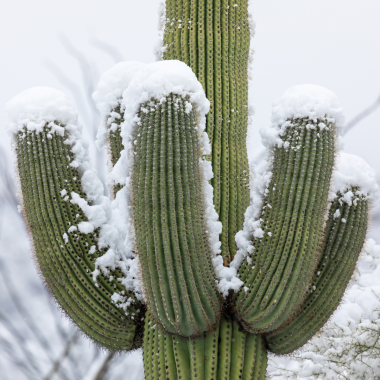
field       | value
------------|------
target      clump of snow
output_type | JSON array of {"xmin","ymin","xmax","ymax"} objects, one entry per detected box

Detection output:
[
  {"xmin": 261, "ymin": 85, "xmax": 344, "ymax": 149},
  {"xmin": 154, "ymin": 1, "xmax": 167, "ymax": 61},
  {"xmin": 5, "ymin": 87, "xmax": 78, "ymax": 136},
  {"xmin": 332, "ymin": 152, "xmax": 380, "ymax": 204},
  {"xmin": 6, "ymin": 86, "xmax": 143, "ymax": 303},
  {"xmin": 93, "ymin": 61, "xmax": 146, "ymax": 150},
  {"xmin": 247, "ymin": 1, "xmax": 256, "ymax": 81}
]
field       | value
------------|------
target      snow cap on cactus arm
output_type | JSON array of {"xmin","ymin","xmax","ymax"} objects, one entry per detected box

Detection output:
[
  {"xmin": 93, "ymin": 61, "xmax": 146, "ymax": 150},
  {"xmin": 5, "ymin": 87, "xmax": 78, "ymax": 135},
  {"xmin": 261, "ymin": 84, "xmax": 345, "ymax": 149},
  {"xmin": 5, "ymin": 86, "xmax": 144, "ymax": 302},
  {"xmin": 332, "ymin": 152, "xmax": 380, "ymax": 204},
  {"xmin": 121, "ymin": 60, "xmax": 210, "ymax": 130}
]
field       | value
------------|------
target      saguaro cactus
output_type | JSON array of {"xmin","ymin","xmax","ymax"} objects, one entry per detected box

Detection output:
[{"xmin": 5, "ymin": 1, "xmax": 379, "ymax": 379}]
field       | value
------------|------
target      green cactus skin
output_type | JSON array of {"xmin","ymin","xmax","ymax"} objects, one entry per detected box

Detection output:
[
  {"xmin": 108, "ymin": 104, "xmax": 124, "ymax": 196},
  {"xmin": 143, "ymin": 311, "xmax": 267, "ymax": 380},
  {"xmin": 163, "ymin": 0, "xmax": 251, "ymax": 265},
  {"xmin": 265, "ymin": 189, "xmax": 369, "ymax": 354},
  {"xmin": 131, "ymin": 94, "xmax": 221, "ymax": 337},
  {"xmin": 15, "ymin": 126, "xmax": 144, "ymax": 351},
  {"xmin": 233, "ymin": 119, "xmax": 336, "ymax": 334}
]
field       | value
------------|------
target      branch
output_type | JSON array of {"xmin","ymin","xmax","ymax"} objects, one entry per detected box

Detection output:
[
  {"xmin": 43, "ymin": 331, "xmax": 79, "ymax": 380},
  {"xmin": 93, "ymin": 352, "xmax": 116, "ymax": 380},
  {"xmin": 344, "ymin": 94, "xmax": 380, "ymax": 135},
  {"xmin": 89, "ymin": 36, "xmax": 124, "ymax": 64}
]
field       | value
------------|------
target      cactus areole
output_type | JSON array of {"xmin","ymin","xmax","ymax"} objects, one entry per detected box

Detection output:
[{"xmin": 5, "ymin": 1, "xmax": 378, "ymax": 379}]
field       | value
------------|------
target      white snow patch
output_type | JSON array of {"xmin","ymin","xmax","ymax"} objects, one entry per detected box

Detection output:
[
  {"xmin": 332, "ymin": 152, "xmax": 380, "ymax": 204},
  {"xmin": 154, "ymin": 1, "xmax": 167, "ymax": 61},
  {"xmin": 5, "ymin": 87, "xmax": 78, "ymax": 136},
  {"xmin": 68, "ymin": 226, "xmax": 77, "ymax": 233},
  {"xmin": 93, "ymin": 61, "xmax": 146, "ymax": 150},
  {"xmin": 261, "ymin": 85, "xmax": 344, "ymax": 149}
]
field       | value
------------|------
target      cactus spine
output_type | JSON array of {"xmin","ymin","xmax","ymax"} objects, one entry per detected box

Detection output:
[{"xmin": 6, "ymin": 0, "xmax": 376, "ymax": 379}]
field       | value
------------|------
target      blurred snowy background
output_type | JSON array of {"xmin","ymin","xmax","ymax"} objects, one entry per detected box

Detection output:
[{"xmin": 0, "ymin": 0, "xmax": 379, "ymax": 378}]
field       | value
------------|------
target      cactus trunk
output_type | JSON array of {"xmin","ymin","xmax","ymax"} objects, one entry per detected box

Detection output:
[{"xmin": 163, "ymin": 0, "xmax": 251, "ymax": 264}]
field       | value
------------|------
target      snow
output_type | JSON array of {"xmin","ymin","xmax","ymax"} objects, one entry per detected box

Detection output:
[
  {"xmin": 6, "ymin": 86, "xmax": 144, "ymax": 303},
  {"xmin": 154, "ymin": 1, "xmax": 166, "ymax": 61},
  {"xmin": 95, "ymin": 60, "xmax": 227, "ymax": 296},
  {"xmin": 5, "ymin": 87, "xmax": 78, "ymax": 136},
  {"xmin": 261, "ymin": 85, "xmax": 345, "ymax": 149},
  {"xmin": 93, "ymin": 61, "xmax": 146, "ymax": 150},
  {"xmin": 332, "ymin": 152, "xmax": 380, "ymax": 204}
]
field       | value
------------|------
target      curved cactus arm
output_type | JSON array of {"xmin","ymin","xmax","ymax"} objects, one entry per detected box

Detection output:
[
  {"xmin": 143, "ymin": 311, "xmax": 267, "ymax": 380},
  {"xmin": 265, "ymin": 188, "xmax": 368, "ymax": 354},
  {"xmin": 161, "ymin": 0, "xmax": 252, "ymax": 264},
  {"xmin": 6, "ymin": 87, "xmax": 144, "ymax": 351},
  {"xmin": 231, "ymin": 86, "xmax": 345, "ymax": 334},
  {"xmin": 114, "ymin": 61, "xmax": 222, "ymax": 337},
  {"xmin": 265, "ymin": 152, "xmax": 379, "ymax": 354}
]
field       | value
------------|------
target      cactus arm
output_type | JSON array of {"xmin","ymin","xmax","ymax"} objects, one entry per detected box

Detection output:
[
  {"xmin": 265, "ymin": 188, "xmax": 369, "ymax": 354},
  {"xmin": 131, "ymin": 93, "xmax": 221, "ymax": 336},
  {"xmin": 234, "ymin": 117, "xmax": 336, "ymax": 333},
  {"xmin": 15, "ymin": 127, "xmax": 142, "ymax": 350},
  {"xmin": 107, "ymin": 62, "xmax": 223, "ymax": 337},
  {"xmin": 7, "ymin": 88, "xmax": 145, "ymax": 351}
]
